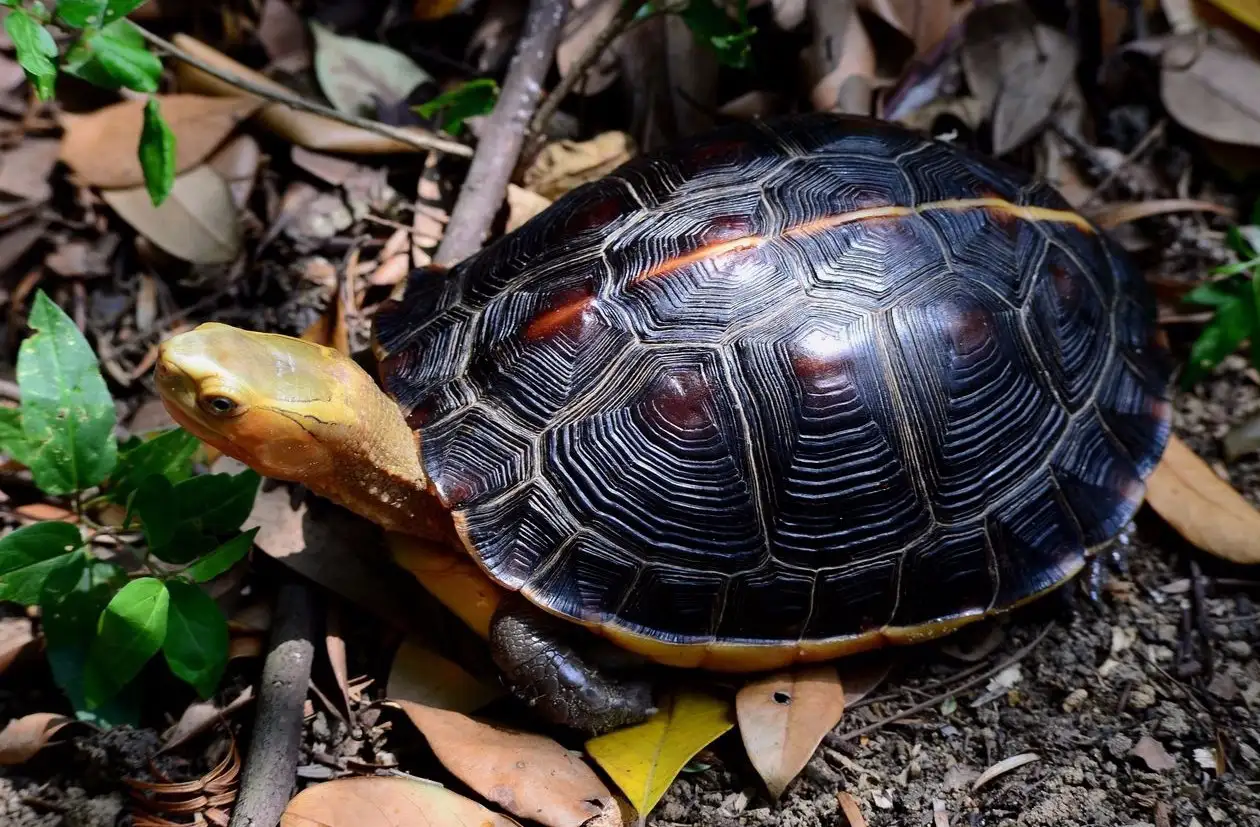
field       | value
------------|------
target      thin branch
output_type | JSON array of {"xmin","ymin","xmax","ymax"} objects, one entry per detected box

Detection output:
[
  {"xmin": 435, "ymin": 0, "xmax": 569, "ymax": 266},
  {"xmin": 529, "ymin": 0, "xmax": 642, "ymax": 135},
  {"xmin": 134, "ymin": 27, "xmax": 474, "ymax": 159}
]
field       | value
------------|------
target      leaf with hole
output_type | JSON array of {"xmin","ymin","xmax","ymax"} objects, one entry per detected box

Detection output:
[
  {"xmin": 83, "ymin": 577, "xmax": 169, "ymax": 708},
  {"xmin": 17, "ymin": 290, "xmax": 119, "ymax": 496},
  {"xmin": 0, "ymin": 522, "xmax": 84, "ymax": 605}
]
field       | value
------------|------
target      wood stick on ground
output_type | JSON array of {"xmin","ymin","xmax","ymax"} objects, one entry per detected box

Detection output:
[
  {"xmin": 228, "ymin": 582, "xmax": 317, "ymax": 827},
  {"xmin": 434, "ymin": 0, "xmax": 569, "ymax": 266},
  {"xmin": 134, "ymin": 26, "xmax": 473, "ymax": 158}
]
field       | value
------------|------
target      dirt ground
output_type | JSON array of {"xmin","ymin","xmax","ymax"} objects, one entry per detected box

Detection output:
[{"xmin": 3, "ymin": 358, "xmax": 1259, "ymax": 826}]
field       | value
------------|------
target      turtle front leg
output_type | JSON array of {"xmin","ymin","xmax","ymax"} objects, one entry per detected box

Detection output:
[{"xmin": 489, "ymin": 594, "xmax": 656, "ymax": 735}]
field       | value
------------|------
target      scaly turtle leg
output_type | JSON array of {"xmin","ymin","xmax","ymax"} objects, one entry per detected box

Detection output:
[{"xmin": 489, "ymin": 594, "xmax": 656, "ymax": 735}]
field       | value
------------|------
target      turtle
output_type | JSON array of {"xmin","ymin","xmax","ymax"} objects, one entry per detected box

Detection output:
[{"xmin": 154, "ymin": 112, "xmax": 1173, "ymax": 735}]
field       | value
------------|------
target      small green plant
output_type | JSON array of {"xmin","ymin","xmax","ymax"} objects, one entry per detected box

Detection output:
[
  {"xmin": 0, "ymin": 291, "xmax": 259, "ymax": 725},
  {"xmin": 415, "ymin": 78, "xmax": 500, "ymax": 136},
  {"xmin": 640, "ymin": 0, "xmax": 756, "ymax": 68},
  {"xmin": 1181, "ymin": 201, "xmax": 1260, "ymax": 387},
  {"xmin": 2, "ymin": 0, "xmax": 175, "ymax": 204}
]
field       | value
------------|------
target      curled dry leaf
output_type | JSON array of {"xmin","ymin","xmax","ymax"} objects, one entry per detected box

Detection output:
[
  {"xmin": 860, "ymin": 0, "xmax": 956, "ymax": 58},
  {"xmin": 1144, "ymin": 434, "xmax": 1260, "ymax": 565},
  {"xmin": 972, "ymin": 752, "xmax": 1039, "ymax": 791},
  {"xmin": 837, "ymin": 654, "xmax": 893, "ymax": 705},
  {"xmin": 206, "ymin": 135, "xmax": 262, "ymax": 210},
  {"xmin": 736, "ymin": 664, "xmax": 846, "ymax": 800},
  {"xmin": 837, "ymin": 791, "xmax": 868, "ymax": 827},
  {"xmin": 162, "ymin": 686, "xmax": 255, "ymax": 752},
  {"xmin": 389, "ymin": 699, "xmax": 614, "ymax": 827},
  {"xmin": 1089, "ymin": 198, "xmax": 1235, "ymax": 229},
  {"xmin": 386, "ymin": 636, "xmax": 503, "ymax": 713},
  {"xmin": 258, "ymin": 0, "xmax": 311, "ymax": 72},
  {"xmin": 0, "ymin": 615, "xmax": 36, "ymax": 676},
  {"xmin": 809, "ymin": 0, "xmax": 878, "ymax": 114},
  {"xmin": 961, "ymin": 3, "xmax": 1078, "ymax": 155},
  {"xmin": 1156, "ymin": 29, "xmax": 1260, "ymax": 148},
  {"xmin": 507, "ymin": 185, "xmax": 552, "ymax": 232},
  {"xmin": 0, "ymin": 713, "xmax": 74, "ymax": 765},
  {"xmin": 585, "ymin": 687, "xmax": 735, "ymax": 819},
  {"xmin": 281, "ymin": 776, "xmax": 519, "ymax": 826},
  {"xmin": 556, "ymin": 0, "xmax": 624, "ymax": 97},
  {"xmin": 1131, "ymin": 734, "xmax": 1177, "ymax": 771},
  {"xmin": 59, "ymin": 95, "xmax": 262, "ymax": 190},
  {"xmin": 522, "ymin": 132, "xmax": 636, "ymax": 200},
  {"xmin": 101, "ymin": 165, "xmax": 242, "ymax": 264}
]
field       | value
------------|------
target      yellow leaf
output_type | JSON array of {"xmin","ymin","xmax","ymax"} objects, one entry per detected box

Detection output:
[
  {"xmin": 1203, "ymin": 0, "xmax": 1260, "ymax": 32},
  {"xmin": 585, "ymin": 687, "xmax": 734, "ymax": 819},
  {"xmin": 1145, "ymin": 434, "xmax": 1260, "ymax": 565},
  {"xmin": 736, "ymin": 665, "xmax": 846, "ymax": 800}
]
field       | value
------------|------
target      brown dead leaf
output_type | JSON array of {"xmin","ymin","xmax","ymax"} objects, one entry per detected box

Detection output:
[
  {"xmin": 229, "ymin": 634, "xmax": 265, "ymax": 660},
  {"xmin": 736, "ymin": 664, "xmax": 847, "ymax": 800},
  {"xmin": 0, "ymin": 616, "xmax": 35, "ymax": 676},
  {"xmin": 1131, "ymin": 734, "xmax": 1177, "ymax": 771},
  {"xmin": 0, "ymin": 220, "xmax": 48, "ymax": 274},
  {"xmin": 171, "ymin": 35, "xmax": 460, "ymax": 156},
  {"xmin": 809, "ymin": 1, "xmax": 878, "ymax": 113},
  {"xmin": 1145, "ymin": 434, "xmax": 1260, "ymax": 564},
  {"xmin": 0, "ymin": 713, "xmax": 74, "ymax": 765},
  {"xmin": 281, "ymin": 775, "xmax": 520, "ymax": 826},
  {"xmin": 860, "ymin": 0, "xmax": 956, "ymax": 57},
  {"xmin": 389, "ymin": 699, "xmax": 614, "ymax": 827},
  {"xmin": 837, "ymin": 655, "xmax": 893, "ymax": 705},
  {"xmin": 324, "ymin": 605, "xmax": 352, "ymax": 717},
  {"xmin": 1157, "ymin": 29, "xmax": 1260, "ymax": 147},
  {"xmin": 60, "ymin": 96, "xmax": 261, "ymax": 190},
  {"xmin": 0, "ymin": 138, "xmax": 59, "ymax": 202},
  {"xmin": 557, "ymin": 0, "xmax": 624, "ymax": 97},
  {"xmin": 44, "ymin": 236, "xmax": 117, "ymax": 278},
  {"xmin": 972, "ymin": 752, "xmax": 1039, "ymax": 791},
  {"xmin": 101, "ymin": 165, "xmax": 242, "ymax": 264},
  {"xmin": 837, "ymin": 791, "xmax": 868, "ymax": 827},
  {"xmin": 522, "ymin": 132, "xmax": 635, "ymax": 200},
  {"xmin": 386, "ymin": 636, "xmax": 503, "ymax": 713},
  {"xmin": 162, "ymin": 686, "xmax": 255, "ymax": 752},
  {"xmin": 258, "ymin": 0, "xmax": 311, "ymax": 72},
  {"xmin": 506, "ymin": 185, "xmax": 552, "ymax": 232},
  {"xmin": 1090, "ymin": 198, "xmax": 1235, "ymax": 229},
  {"xmin": 961, "ymin": 3, "xmax": 1078, "ymax": 155}
]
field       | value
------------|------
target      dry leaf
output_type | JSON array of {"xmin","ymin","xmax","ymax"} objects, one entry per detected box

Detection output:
[
  {"xmin": 162, "ymin": 686, "xmax": 255, "ymax": 752},
  {"xmin": 1089, "ymin": 198, "xmax": 1235, "ymax": 229},
  {"xmin": 506, "ymin": 185, "xmax": 552, "ymax": 232},
  {"xmin": 0, "ymin": 713, "xmax": 73, "ymax": 765},
  {"xmin": 390, "ymin": 699, "xmax": 614, "ymax": 827},
  {"xmin": 522, "ymin": 132, "xmax": 635, "ymax": 200},
  {"xmin": 280, "ymin": 776, "xmax": 520, "ymax": 826},
  {"xmin": 809, "ymin": 1, "xmax": 877, "ymax": 113},
  {"xmin": 0, "ymin": 221, "xmax": 48, "ymax": 274},
  {"xmin": 386, "ymin": 636, "xmax": 502, "ymax": 713},
  {"xmin": 258, "ymin": 0, "xmax": 311, "ymax": 71},
  {"xmin": 311, "ymin": 22, "xmax": 432, "ymax": 117},
  {"xmin": 325, "ymin": 605, "xmax": 352, "ymax": 717},
  {"xmin": 837, "ymin": 655, "xmax": 892, "ymax": 705},
  {"xmin": 860, "ymin": 0, "xmax": 955, "ymax": 57},
  {"xmin": 171, "ymin": 34, "xmax": 460, "ymax": 155},
  {"xmin": 1205, "ymin": 0, "xmax": 1260, "ymax": 32},
  {"xmin": 585, "ymin": 688, "xmax": 734, "ymax": 818},
  {"xmin": 972, "ymin": 752, "xmax": 1039, "ymax": 791},
  {"xmin": 101, "ymin": 165, "xmax": 242, "ymax": 264},
  {"xmin": 0, "ymin": 138, "xmax": 59, "ymax": 202},
  {"xmin": 0, "ymin": 616, "xmax": 35, "ymax": 675},
  {"xmin": 1145, "ymin": 434, "xmax": 1260, "ymax": 565},
  {"xmin": 837, "ymin": 791, "xmax": 868, "ymax": 827},
  {"xmin": 206, "ymin": 134, "xmax": 262, "ymax": 210},
  {"xmin": 1158, "ymin": 29, "xmax": 1260, "ymax": 147},
  {"xmin": 1131, "ymin": 735, "xmax": 1177, "ymax": 771},
  {"xmin": 368, "ymin": 253, "xmax": 412, "ymax": 287},
  {"xmin": 556, "ymin": 0, "xmax": 624, "ymax": 97},
  {"xmin": 961, "ymin": 4, "xmax": 1078, "ymax": 154},
  {"xmin": 59, "ymin": 96, "xmax": 261, "ymax": 190},
  {"xmin": 737, "ymin": 665, "xmax": 846, "ymax": 800}
]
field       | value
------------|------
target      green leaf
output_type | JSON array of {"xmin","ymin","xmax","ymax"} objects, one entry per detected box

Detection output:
[
  {"xmin": 163, "ymin": 581, "xmax": 228, "ymax": 697},
  {"xmin": 17, "ymin": 290, "xmax": 118, "ymax": 496},
  {"xmin": 661, "ymin": 0, "xmax": 755, "ymax": 69},
  {"xmin": 57, "ymin": 0, "xmax": 146, "ymax": 28},
  {"xmin": 108, "ymin": 427, "xmax": 200, "ymax": 505},
  {"xmin": 64, "ymin": 19, "xmax": 161, "ymax": 94},
  {"xmin": 1182, "ymin": 292, "xmax": 1258, "ymax": 386},
  {"xmin": 134, "ymin": 469, "xmax": 261, "ymax": 564},
  {"xmin": 1185, "ymin": 279, "xmax": 1247, "ymax": 307},
  {"xmin": 40, "ymin": 555, "xmax": 139, "ymax": 726},
  {"xmin": 5, "ymin": 9, "xmax": 58, "ymax": 100},
  {"xmin": 1208, "ymin": 257, "xmax": 1260, "ymax": 279},
  {"xmin": 184, "ymin": 528, "xmax": 258, "ymax": 584},
  {"xmin": 414, "ymin": 78, "xmax": 499, "ymax": 135},
  {"xmin": 0, "ymin": 407, "xmax": 32, "ymax": 465},
  {"xmin": 0, "ymin": 521, "xmax": 84, "ymax": 605},
  {"xmin": 138, "ymin": 98, "xmax": 176, "ymax": 206},
  {"xmin": 83, "ymin": 577, "xmax": 169, "ymax": 708},
  {"xmin": 1226, "ymin": 225, "xmax": 1255, "ymax": 259}
]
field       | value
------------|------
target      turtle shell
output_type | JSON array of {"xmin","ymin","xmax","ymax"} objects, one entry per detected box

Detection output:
[{"xmin": 374, "ymin": 113, "xmax": 1172, "ymax": 669}]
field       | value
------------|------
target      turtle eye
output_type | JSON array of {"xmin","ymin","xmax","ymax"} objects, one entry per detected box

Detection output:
[{"xmin": 201, "ymin": 395, "xmax": 239, "ymax": 416}]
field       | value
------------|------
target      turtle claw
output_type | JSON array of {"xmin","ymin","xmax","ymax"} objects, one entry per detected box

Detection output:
[
  {"xmin": 489, "ymin": 595, "xmax": 656, "ymax": 735},
  {"xmin": 1084, "ymin": 523, "xmax": 1136, "ymax": 603}
]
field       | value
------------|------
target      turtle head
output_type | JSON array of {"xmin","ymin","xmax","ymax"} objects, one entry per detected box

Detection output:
[{"xmin": 156, "ymin": 323, "xmax": 442, "ymax": 537}]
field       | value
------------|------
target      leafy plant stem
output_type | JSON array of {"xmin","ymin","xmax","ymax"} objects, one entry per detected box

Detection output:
[{"xmin": 130, "ymin": 25, "xmax": 473, "ymax": 158}]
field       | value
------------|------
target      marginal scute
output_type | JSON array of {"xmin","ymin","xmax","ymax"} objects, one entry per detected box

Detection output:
[{"xmin": 374, "ymin": 113, "xmax": 1172, "ymax": 653}]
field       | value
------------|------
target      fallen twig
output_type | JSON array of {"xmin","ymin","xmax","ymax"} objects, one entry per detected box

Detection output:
[
  {"xmin": 434, "ymin": 0, "xmax": 569, "ymax": 266},
  {"xmin": 829, "ymin": 623, "xmax": 1055, "ymax": 744},
  {"xmin": 228, "ymin": 583, "xmax": 317, "ymax": 827},
  {"xmin": 134, "ymin": 26, "xmax": 473, "ymax": 158}
]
